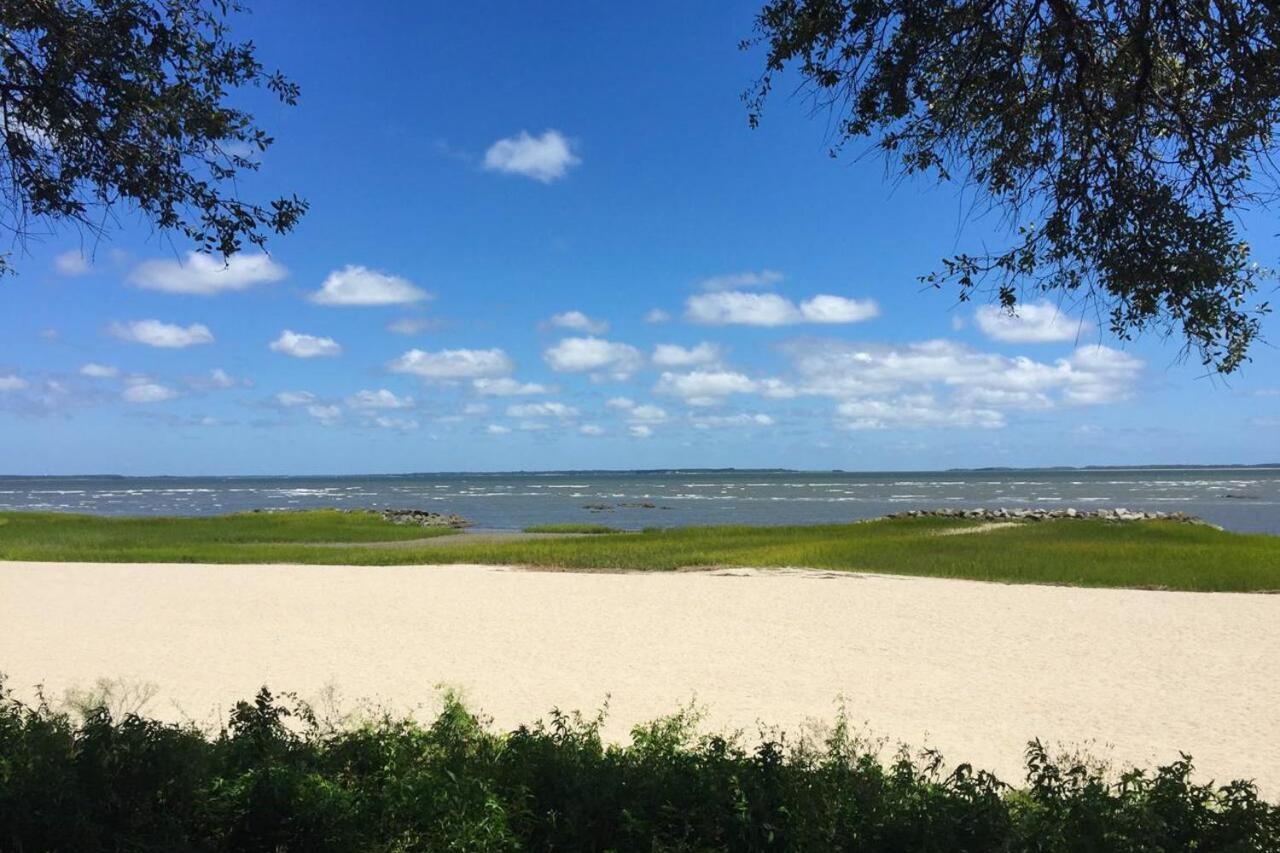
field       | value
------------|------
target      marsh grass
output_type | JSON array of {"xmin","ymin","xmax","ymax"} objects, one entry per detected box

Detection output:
[{"xmin": 2, "ymin": 511, "xmax": 1279, "ymax": 592}]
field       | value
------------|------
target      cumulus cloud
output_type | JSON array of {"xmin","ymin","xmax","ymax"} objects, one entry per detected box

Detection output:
[
  {"xmin": 79, "ymin": 363, "xmax": 119, "ymax": 379},
  {"xmin": 974, "ymin": 300, "xmax": 1088, "ymax": 343},
  {"xmin": 628, "ymin": 424, "xmax": 653, "ymax": 438},
  {"xmin": 269, "ymin": 330, "xmax": 342, "ymax": 358},
  {"xmin": 121, "ymin": 381, "xmax": 179, "ymax": 404},
  {"xmin": 473, "ymin": 377, "xmax": 553, "ymax": 396},
  {"xmin": 185, "ymin": 368, "xmax": 251, "ymax": 390},
  {"xmin": 129, "ymin": 252, "xmax": 286, "ymax": 295},
  {"xmin": 53, "ymin": 250, "xmax": 90, "ymax": 276},
  {"xmin": 506, "ymin": 401, "xmax": 578, "ymax": 419},
  {"xmin": 275, "ymin": 391, "xmax": 316, "ymax": 407},
  {"xmin": 629, "ymin": 404, "xmax": 668, "ymax": 423},
  {"xmin": 654, "ymin": 369, "xmax": 759, "ymax": 406},
  {"xmin": 483, "ymin": 130, "xmax": 580, "ymax": 183},
  {"xmin": 606, "ymin": 397, "xmax": 635, "ymax": 410},
  {"xmin": 547, "ymin": 310, "xmax": 609, "ymax": 334},
  {"xmin": 543, "ymin": 337, "xmax": 643, "ymax": 377},
  {"xmin": 652, "ymin": 342, "xmax": 722, "ymax": 367},
  {"xmin": 309, "ymin": 265, "xmax": 429, "ymax": 306},
  {"xmin": 307, "ymin": 404, "xmax": 342, "ymax": 425},
  {"xmin": 389, "ymin": 348, "xmax": 513, "ymax": 379},
  {"xmin": 692, "ymin": 413, "xmax": 775, "ymax": 429},
  {"xmin": 0, "ymin": 374, "xmax": 28, "ymax": 392},
  {"xmin": 109, "ymin": 320, "xmax": 214, "ymax": 348},
  {"xmin": 347, "ymin": 388, "xmax": 414, "ymax": 409},
  {"xmin": 685, "ymin": 291, "xmax": 879, "ymax": 326},
  {"xmin": 387, "ymin": 317, "xmax": 441, "ymax": 335},
  {"xmin": 697, "ymin": 269, "xmax": 783, "ymax": 291},
  {"xmin": 837, "ymin": 396, "xmax": 1004, "ymax": 430},
  {"xmin": 644, "ymin": 308, "xmax": 671, "ymax": 324},
  {"xmin": 372, "ymin": 415, "xmax": 419, "ymax": 431},
  {"xmin": 486, "ymin": 424, "xmax": 512, "ymax": 435},
  {"xmin": 780, "ymin": 339, "xmax": 1143, "ymax": 429},
  {"xmin": 579, "ymin": 424, "xmax": 605, "ymax": 436}
]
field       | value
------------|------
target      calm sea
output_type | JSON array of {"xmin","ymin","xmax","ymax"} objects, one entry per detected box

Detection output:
[{"xmin": 1, "ymin": 468, "xmax": 1278, "ymax": 534}]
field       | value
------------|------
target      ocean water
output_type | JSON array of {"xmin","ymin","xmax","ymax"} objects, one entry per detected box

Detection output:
[{"xmin": 1, "ymin": 468, "xmax": 1278, "ymax": 534}]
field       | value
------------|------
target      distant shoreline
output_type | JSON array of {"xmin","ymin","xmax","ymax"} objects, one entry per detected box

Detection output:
[{"xmin": 2, "ymin": 463, "xmax": 1279, "ymax": 480}]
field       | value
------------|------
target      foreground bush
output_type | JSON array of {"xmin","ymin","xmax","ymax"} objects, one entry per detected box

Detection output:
[{"xmin": 0, "ymin": 684, "xmax": 1275, "ymax": 852}]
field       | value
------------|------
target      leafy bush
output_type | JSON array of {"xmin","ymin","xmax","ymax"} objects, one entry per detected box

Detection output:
[{"xmin": 0, "ymin": 680, "xmax": 1274, "ymax": 851}]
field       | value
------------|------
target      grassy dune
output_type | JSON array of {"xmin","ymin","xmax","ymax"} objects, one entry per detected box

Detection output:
[{"xmin": 2, "ymin": 510, "xmax": 1278, "ymax": 591}]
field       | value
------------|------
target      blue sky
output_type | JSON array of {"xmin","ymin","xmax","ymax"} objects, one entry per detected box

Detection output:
[{"xmin": 2, "ymin": 0, "xmax": 1278, "ymax": 475}]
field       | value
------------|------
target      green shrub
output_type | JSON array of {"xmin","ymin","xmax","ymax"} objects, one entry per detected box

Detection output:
[{"xmin": 0, "ymin": 679, "xmax": 1274, "ymax": 851}]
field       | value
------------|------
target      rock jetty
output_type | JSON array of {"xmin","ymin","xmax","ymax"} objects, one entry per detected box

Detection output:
[{"xmin": 885, "ymin": 507, "xmax": 1214, "ymax": 525}]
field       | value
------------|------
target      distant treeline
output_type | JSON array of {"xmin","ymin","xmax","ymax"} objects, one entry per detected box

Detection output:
[{"xmin": 1, "ymin": 684, "xmax": 1275, "ymax": 852}]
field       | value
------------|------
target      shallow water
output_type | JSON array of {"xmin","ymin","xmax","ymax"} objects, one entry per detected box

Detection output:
[{"xmin": 1, "ymin": 468, "xmax": 1278, "ymax": 533}]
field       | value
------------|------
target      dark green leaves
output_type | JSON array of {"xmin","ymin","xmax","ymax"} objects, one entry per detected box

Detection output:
[
  {"xmin": 0, "ymin": 0, "xmax": 305, "ymax": 274},
  {"xmin": 746, "ymin": 0, "xmax": 1277, "ymax": 372}
]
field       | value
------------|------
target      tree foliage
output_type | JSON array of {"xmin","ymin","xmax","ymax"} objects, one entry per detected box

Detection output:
[
  {"xmin": 0, "ymin": 0, "xmax": 305, "ymax": 275},
  {"xmin": 746, "ymin": 0, "xmax": 1278, "ymax": 372}
]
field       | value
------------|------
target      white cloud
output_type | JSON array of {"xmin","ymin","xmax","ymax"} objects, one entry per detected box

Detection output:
[
  {"xmin": 654, "ymin": 369, "xmax": 759, "ymax": 406},
  {"xmin": 309, "ymin": 265, "xmax": 430, "ymax": 306},
  {"xmin": 628, "ymin": 424, "xmax": 653, "ymax": 438},
  {"xmin": 697, "ymin": 269, "xmax": 783, "ymax": 291},
  {"xmin": 0, "ymin": 374, "xmax": 28, "ymax": 392},
  {"xmin": 606, "ymin": 397, "xmax": 635, "ymax": 410},
  {"xmin": 974, "ymin": 301, "xmax": 1088, "ymax": 343},
  {"xmin": 692, "ymin": 413, "xmax": 775, "ymax": 429},
  {"xmin": 837, "ymin": 396, "xmax": 1005, "ymax": 430},
  {"xmin": 129, "ymin": 252, "xmax": 286, "ymax": 295},
  {"xmin": 122, "ymin": 382, "xmax": 179, "ymax": 404},
  {"xmin": 347, "ymin": 388, "xmax": 414, "ymax": 410},
  {"xmin": 387, "ymin": 317, "xmax": 439, "ymax": 335},
  {"xmin": 307, "ymin": 404, "xmax": 342, "ymax": 425},
  {"xmin": 269, "ymin": 330, "xmax": 342, "ymax": 358},
  {"xmin": 799, "ymin": 294, "xmax": 882, "ymax": 323},
  {"xmin": 628, "ymin": 404, "xmax": 668, "ymax": 423},
  {"xmin": 486, "ymin": 424, "xmax": 512, "ymax": 435},
  {"xmin": 79, "ymin": 363, "xmax": 119, "ymax": 379},
  {"xmin": 109, "ymin": 320, "xmax": 214, "ymax": 348},
  {"xmin": 506, "ymin": 401, "xmax": 578, "ymax": 419},
  {"xmin": 547, "ymin": 310, "xmax": 609, "ymax": 334},
  {"xmin": 463, "ymin": 403, "xmax": 489, "ymax": 415},
  {"xmin": 389, "ymin": 348, "xmax": 513, "ymax": 379},
  {"xmin": 685, "ymin": 291, "xmax": 879, "ymax": 326},
  {"xmin": 483, "ymin": 129, "xmax": 580, "ymax": 183},
  {"xmin": 372, "ymin": 416, "xmax": 419, "ymax": 431},
  {"xmin": 185, "ymin": 368, "xmax": 250, "ymax": 390},
  {"xmin": 579, "ymin": 424, "xmax": 605, "ymax": 436},
  {"xmin": 644, "ymin": 308, "xmax": 671, "ymax": 324},
  {"xmin": 779, "ymin": 339, "xmax": 1143, "ymax": 428},
  {"xmin": 652, "ymin": 342, "xmax": 722, "ymax": 367},
  {"xmin": 275, "ymin": 390, "xmax": 316, "ymax": 407},
  {"xmin": 543, "ymin": 337, "xmax": 643, "ymax": 377},
  {"xmin": 53, "ymin": 250, "xmax": 90, "ymax": 276},
  {"xmin": 473, "ymin": 377, "xmax": 553, "ymax": 396}
]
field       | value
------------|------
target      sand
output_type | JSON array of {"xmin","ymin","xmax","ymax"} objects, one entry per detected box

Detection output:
[{"xmin": 2, "ymin": 561, "xmax": 1277, "ymax": 793}]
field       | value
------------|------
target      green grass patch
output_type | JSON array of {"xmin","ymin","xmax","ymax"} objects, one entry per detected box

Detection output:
[
  {"xmin": 0, "ymin": 509, "xmax": 455, "ymax": 563},
  {"xmin": 522, "ymin": 523, "xmax": 621, "ymax": 534},
  {"xmin": 2, "ymin": 511, "xmax": 1279, "ymax": 592}
]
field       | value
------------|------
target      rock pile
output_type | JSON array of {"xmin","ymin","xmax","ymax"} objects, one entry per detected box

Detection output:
[
  {"xmin": 885, "ymin": 507, "xmax": 1214, "ymax": 525},
  {"xmin": 370, "ymin": 509, "xmax": 472, "ymax": 528}
]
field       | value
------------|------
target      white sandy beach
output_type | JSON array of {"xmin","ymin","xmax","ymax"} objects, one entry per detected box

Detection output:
[{"xmin": 1, "ymin": 561, "xmax": 1277, "ymax": 793}]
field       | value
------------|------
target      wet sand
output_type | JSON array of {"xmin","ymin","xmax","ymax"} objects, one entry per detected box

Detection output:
[{"xmin": 1, "ymin": 561, "xmax": 1276, "ymax": 792}]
